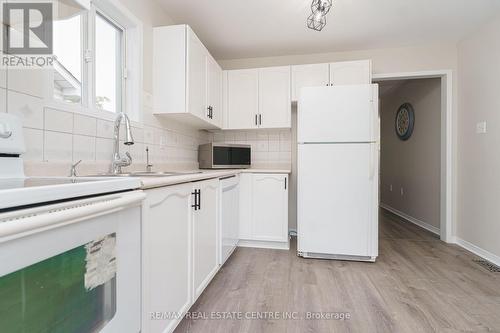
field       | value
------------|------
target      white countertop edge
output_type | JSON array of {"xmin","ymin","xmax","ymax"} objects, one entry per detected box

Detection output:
[{"xmin": 140, "ymin": 169, "xmax": 291, "ymax": 190}]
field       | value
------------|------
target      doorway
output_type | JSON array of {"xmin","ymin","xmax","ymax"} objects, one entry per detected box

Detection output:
[{"xmin": 373, "ymin": 71, "xmax": 453, "ymax": 242}]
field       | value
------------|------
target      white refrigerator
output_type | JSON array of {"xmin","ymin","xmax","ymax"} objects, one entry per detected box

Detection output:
[{"xmin": 297, "ymin": 84, "xmax": 379, "ymax": 262}]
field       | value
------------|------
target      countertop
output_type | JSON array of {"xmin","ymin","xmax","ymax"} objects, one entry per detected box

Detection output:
[{"xmin": 140, "ymin": 168, "xmax": 291, "ymax": 190}]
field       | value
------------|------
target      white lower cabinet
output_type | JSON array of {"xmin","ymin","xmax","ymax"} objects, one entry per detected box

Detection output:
[
  {"xmin": 142, "ymin": 183, "xmax": 192, "ymax": 333},
  {"xmin": 239, "ymin": 173, "xmax": 289, "ymax": 249},
  {"xmin": 142, "ymin": 178, "xmax": 219, "ymax": 333},
  {"xmin": 192, "ymin": 179, "xmax": 219, "ymax": 301}
]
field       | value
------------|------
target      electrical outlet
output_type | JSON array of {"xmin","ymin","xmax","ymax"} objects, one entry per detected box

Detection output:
[
  {"xmin": 389, "ymin": 184, "xmax": 393, "ymax": 192},
  {"xmin": 476, "ymin": 121, "xmax": 487, "ymax": 134},
  {"xmin": 400, "ymin": 187, "xmax": 404, "ymax": 196}
]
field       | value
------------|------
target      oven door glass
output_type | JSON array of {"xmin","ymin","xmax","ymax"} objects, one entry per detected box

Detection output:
[{"xmin": 0, "ymin": 234, "xmax": 117, "ymax": 333}]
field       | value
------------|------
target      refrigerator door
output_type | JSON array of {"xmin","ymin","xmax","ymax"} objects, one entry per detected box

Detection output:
[
  {"xmin": 297, "ymin": 85, "xmax": 379, "ymax": 143},
  {"xmin": 297, "ymin": 143, "xmax": 378, "ymax": 258}
]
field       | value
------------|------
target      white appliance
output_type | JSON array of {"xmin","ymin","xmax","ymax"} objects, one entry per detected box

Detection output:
[
  {"xmin": 297, "ymin": 85, "xmax": 379, "ymax": 262},
  {"xmin": 219, "ymin": 174, "xmax": 239, "ymax": 265},
  {"xmin": 0, "ymin": 113, "xmax": 145, "ymax": 332}
]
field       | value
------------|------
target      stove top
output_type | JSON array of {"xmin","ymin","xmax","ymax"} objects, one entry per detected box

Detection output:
[{"xmin": 0, "ymin": 177, "xmax": 142, "ymax": 211}]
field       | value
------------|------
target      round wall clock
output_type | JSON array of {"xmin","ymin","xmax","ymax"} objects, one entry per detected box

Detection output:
[{"xmin": 395, "ymin": 103, "xmax": 415, "ymax": 141}]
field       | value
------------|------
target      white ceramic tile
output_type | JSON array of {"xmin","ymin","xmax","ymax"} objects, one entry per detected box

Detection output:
[
  {"xmin": 246, "ymin": 131, "xmax": 257, "ymax": 141},
  {"xmin": 280, "ymin": 131, "xmax": 291, "ymax": 141},
  {"xmin": 256, "ymin": 139, "xmax": 269, "ymax": 152},
  {"xmin": 44, "ymin": 131, "xmax": 73, "ymax": 162},
  {"xmin": 279, "ymin": 151, "xmax": 292, "ymax": 163},
  {"xmin": 280, "ymin": 139, "xmax": 292, "ymax": 152},
  {"xmin": 234, "ymin": 132, "xmax": 246, "ymax": 141},
  {"xmin": 268, "ymin": 132, "xmax": 280, "ymax": 152},
  {"xmin": 132, "ymin": 127, "xmax": 144, "ymax": 143},
  {"xmin": 213, "ymin": 132, "xmax": 224, "ymax": 142},
  {"xmin": 74, "ymin": 114, "xmax": 97, "ymax": 136},
  {"xmin": 73, "ymin": 135, "xmax": 96, "ymax": 162},
  {"xmin": 143, "ymin": 126, "xmax": 154, "ymax": 144},
  {"xmin": 125, "ymin": 142, "xmax": 145, "ymax": 164},
  {"xmin": 95, "ymin": 138, "xmax": 114, "ymax": 162},
  {"xmin": 167, "ymin": 130, "xmax": 178, "ymax": 146},
  {"xmin": 257, "ymin": 132, "xmax": 268, "ymax": 141},
  {"xmin": 268, "ymin": 152, "xmax": 280, "ymax": 163},
  {"xmin": 45, "ymin": 108, "xmax": 73, "ymax": 133},
  {"xmin": 8, "ymin": 91, "xmax": 44, "ymax": 129},
  {"xmin": 96, "ymin": 119, "xmax": 114, "ymax": 139},
  {"xmin": 23, "ymin": 127, "xmax": 43, "ymax": 161}
]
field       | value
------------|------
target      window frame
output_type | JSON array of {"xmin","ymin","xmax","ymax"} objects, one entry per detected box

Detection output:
[{"xmin": 47, "ymin": 0, "xmax": 143, "ymax": 124}]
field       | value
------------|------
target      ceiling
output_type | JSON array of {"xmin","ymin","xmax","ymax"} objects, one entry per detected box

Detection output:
[{"xmin": 155, "ymin": 0, "xmax": 500, "ymax": 60}]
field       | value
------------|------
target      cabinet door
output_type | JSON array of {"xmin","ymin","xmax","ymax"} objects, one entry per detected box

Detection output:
[
  {"xmin": 227, "ymin": 69, "xmax": 259, "ymax": 129},
  {"xmin": 220, "ymin": 176, "xmax": 239, "ymax": 265},
  {"xmin": 329, "ymin": 60, "xmax": 372, "ymax": 85},
  {"xmin": 252, "ymin": 174, "xmax": 288, "ymax": 242},
  {"xmin": 258, "ymin": 66, "xmax": 291, "ymax": 129},
  {"xmin": 207, "ymin": 56, "xmax": 222, "ymax": 127},
  {"xmin": 238, "ymin": 173, "xmax": 253, "ymax": 240},
  {"xmin": 192, "ymin": 179, "xmax": 219, "ymax": 301},
  {"xmin": 143, "ymin": 183, "xmax": 192, "ymax": 333},
  {"xmin": 187, "ymin": 27, "xmax": 208, "ymax": 119},
  {"xmin": 291, "ymin": 63, "xmax": 329, "ymax": 101}
]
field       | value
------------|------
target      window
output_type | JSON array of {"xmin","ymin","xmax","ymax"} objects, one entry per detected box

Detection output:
[
  {"xmin": 53, "ymin": 14, "xmax": 83, "ymax": 104},
  {"xmin": 94, "ymin": 12, "xmax": 124, "ymax": 113},
  {"xmin": 50, "ymin": 0, "xmax": 141, "ymax": 119}
]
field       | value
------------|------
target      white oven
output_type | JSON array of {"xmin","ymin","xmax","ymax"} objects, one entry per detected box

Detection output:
[{"xmin": 0, "ymin": 190, "xmax": 145, "ymax": 333}]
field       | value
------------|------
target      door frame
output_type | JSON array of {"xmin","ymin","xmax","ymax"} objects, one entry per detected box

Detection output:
[{"xmin": 373, "ymin": 70, "xmax": 453, "ymax": 243}]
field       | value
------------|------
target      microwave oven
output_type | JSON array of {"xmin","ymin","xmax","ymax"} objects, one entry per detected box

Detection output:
[{"xmin": 198, "ymin": 143, "xmax": 251, "ymax": 169}]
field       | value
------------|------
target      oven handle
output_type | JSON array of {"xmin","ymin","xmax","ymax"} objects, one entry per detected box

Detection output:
[{"xmin": 0, "ymin": 191, "xmax": 146, "ymax": 243}]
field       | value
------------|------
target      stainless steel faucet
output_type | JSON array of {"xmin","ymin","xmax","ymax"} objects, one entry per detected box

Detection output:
[{"xmin": 111, "ymin": 112, "xmax": 134, "ymax": 174}]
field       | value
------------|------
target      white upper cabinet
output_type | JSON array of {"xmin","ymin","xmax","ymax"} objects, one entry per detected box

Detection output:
[
  {"xmin": 225, "ymin": 66, "xmax": 291, "ymax": 130},
  {"xmin": 291, "ymin": 60, "xmax": 372, "ymax": 101},
  {"xmin": 291, "ymin": 63, "xmax": 329, "ymax": 101},
  {"xmin": 329, "ymin": 60, "xmax": 372, "ymax": 86},
  {"xmin": 206, "ymin": 56, "xmax": 223, "ymax": 128},
  {"xmin": 153, "ymin": 25, "xmax": 222, "ymax": 129},
  {"xmin": 226, "ymin": 69, "xmax": 259, "ymax": 129},
  {"xmin": 258, "ymin": 66, "xmax": 291, "ymax": 129},
  {"xmin": 187, "ymin": 29, "xmax": 208, "ymax": 120}
]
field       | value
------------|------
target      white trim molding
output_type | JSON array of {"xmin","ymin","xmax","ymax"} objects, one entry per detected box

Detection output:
[
  {"xmin": 454, "ymin": 237, "xmax": 500, "ymax": 268},
  {"xmin": 373, "ymin": 70, "xmax": 454, "ymax": 243},
  {"xmin": 380, "ymin": 203, "xmax": 440, "ymax": 235}
]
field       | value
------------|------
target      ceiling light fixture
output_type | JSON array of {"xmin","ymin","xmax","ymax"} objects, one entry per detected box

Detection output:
[{"xmin": 307, "ymin": 0, "xmax": 332, "ymax": 31}]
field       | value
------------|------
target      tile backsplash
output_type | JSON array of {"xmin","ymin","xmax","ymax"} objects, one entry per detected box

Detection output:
[
  {"xmin": 211, "ymin": 129, "xmax": 292, "ymax": 167},
  {"xmin": 3, "ymin": 87, "xmax": 210, "ymax": 175}
]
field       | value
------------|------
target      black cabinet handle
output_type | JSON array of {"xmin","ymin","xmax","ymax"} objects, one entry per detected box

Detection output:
[
  {"xmin": 259, "ymin": 114, "xmax": 262, "ymax": 125},
  {"xmin": 284, "ymin": 178, "xmax": 287, "ymax": 190},
  {"xmin": 255, "ymin": 114, "xmax": 258, "ymax": 126},
  {"xmin": 198, "ymin": 189, "xmax": 201, "ymax": 210},
  {"xmin": 191, "ymin": 190, "xmax": 198, "ymax": 210}
]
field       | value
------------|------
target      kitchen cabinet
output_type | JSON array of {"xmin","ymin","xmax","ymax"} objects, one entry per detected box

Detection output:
[
  {"xmin": 291, "ymin": 60, "xmax": 372, "ymax": 101},
  {"xmin": 219, "ymin": 175, "xmax": 240, "ymax": 265},
  {"xmin": 153, "ymin": 24, "xmax": 222, "ymax": 129},
  {"xmin": 258, "ymin": 66, "xmax": 291, "ymax": 128},
  {"xmin": 207, "ymin": 56, "xmax": 223, "ymax": 127},
  {"xmin": 329, "ymin": 60, "xmax": 372, "ymax": 86},
  {"xmin": 226, "ymin": 69, "xmax": 259, "ymax": 129},
  {"xmin": 239, "ymin": 173, "xmax": 289, "ymax": 249},
  {"xmin": 142, "ymin": 178, "xmax": 219, "ymax": 333},
  {"xmin": 291, "ymin": 63, "xmax": 330, "ymax": 101},
  {"xmin": 142, "ymin": 183, "xmax": 192, "ymax": 333},
  {"xmin": 192, "ymin": 179, "xmax": 219, "ymax": 301},
  {"xmin": 224, "ymin": 66, "xmax": 291, "ymax": 130}
]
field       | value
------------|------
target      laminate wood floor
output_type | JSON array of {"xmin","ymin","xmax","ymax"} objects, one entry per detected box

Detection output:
[{"xmin": 174, "ymin": 210, "xmax": 500, "ymax": 333}]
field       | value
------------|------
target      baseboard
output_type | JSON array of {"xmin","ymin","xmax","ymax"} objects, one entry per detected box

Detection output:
[
  {"xmin": 454, "ymin": 237, "xmax": 500, "ymax": 268},
  {"xmin": 380, "ymin": 203, "xmax": 440, "ymax": 235},
  {"xmin": 238, "ymin": 239, "xmax": 290, "ymax": 250}
]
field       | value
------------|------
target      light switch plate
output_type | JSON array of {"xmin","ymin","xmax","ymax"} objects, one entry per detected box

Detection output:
[{"xmin": 476, "ymin": 121, "xmax": 487, "ymax": 134}]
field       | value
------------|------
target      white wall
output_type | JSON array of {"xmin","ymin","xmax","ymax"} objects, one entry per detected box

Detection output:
[
  {"xmin": 380, "ymin": 78, "xmax": 441, "ymax": 229},
  {"xmin": 457, "ymin": 15, "xmax": 500, "ymax": 258}
]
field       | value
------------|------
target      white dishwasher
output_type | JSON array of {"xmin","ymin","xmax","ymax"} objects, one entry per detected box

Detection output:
[{"xmin": 219, "ymin": 175, "xmax": 240, "ymax": 265}]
